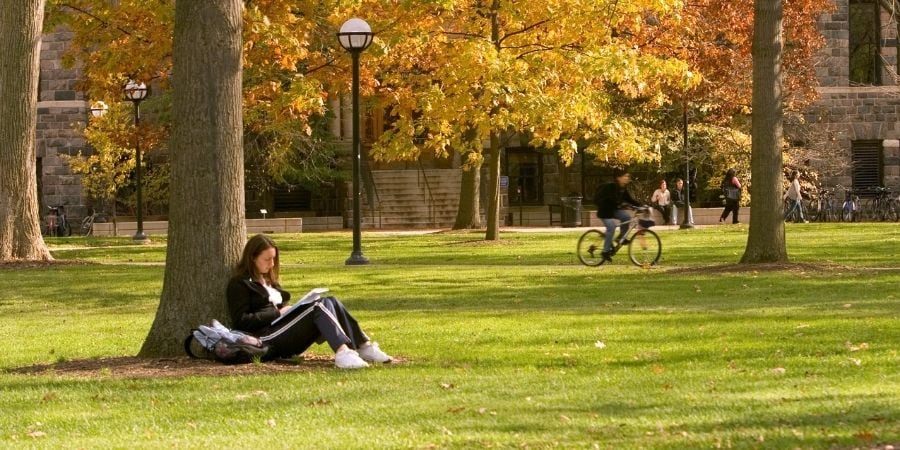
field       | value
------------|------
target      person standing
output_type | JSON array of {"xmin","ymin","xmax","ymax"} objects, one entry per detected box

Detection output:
[
  {"xmin": 594, "ymin": 168, "xmax": 642, "ymax": 261},
  {"xmin": 650, "ymin": 179, "xmax": 673, "ymax": 225},
  {"xmin": 783, "ymin": 170, "xmax": 808, "ymax": 222},
  {"xmin": 719, "ymin": 169, "xmax": 742, "ymax": 224}
]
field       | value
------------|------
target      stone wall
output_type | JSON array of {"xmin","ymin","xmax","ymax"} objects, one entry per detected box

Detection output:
[
  {"xmin": 805, "ymin": 1, "xmax": 900, "ymax": 189},
  {"xmin": 37, "ymin": 30, "xmax": 89, "ymax": 219}
]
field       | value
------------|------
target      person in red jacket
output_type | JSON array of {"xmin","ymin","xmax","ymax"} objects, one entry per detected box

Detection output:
[{"xmin": 227, "ymin": 234, "xmax": 392, "ymax": 369}]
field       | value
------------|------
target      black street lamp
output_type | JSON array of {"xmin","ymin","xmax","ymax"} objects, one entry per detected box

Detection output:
[
  {"xmin": 124, "ymin": 80, "xmax": 150, "ymax": 242},
  {"xmin": 680, "ymin": 102, "xmax": 695, "ymax": 229},
  {"xmin": 337, "ymin": 18, "xmax": 374, "ymax": 265}
]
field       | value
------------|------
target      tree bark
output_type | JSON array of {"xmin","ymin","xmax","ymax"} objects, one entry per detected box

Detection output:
[
  {"xmin": 0, "ymin": 0, "xmax": 52, "ymax": 262},
  {"xmin": 485, "ymin": 132, "xmax": 503, "ymax": 240},
  {"xmin": 742, "ymin": 0, "xmax": 788, "ymax": 263},
  {"xmin": 452, "ymin": 153, "xmax": 483, "ymax": 229},
  {"xmin": 139, "ymin": 0, "xmax": 245, "ymax": 357}
]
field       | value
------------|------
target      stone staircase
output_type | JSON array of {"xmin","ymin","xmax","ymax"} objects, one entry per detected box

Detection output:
[{"xmin": 354, "ymin": 169, "xmax": 462, "ymax": 229}]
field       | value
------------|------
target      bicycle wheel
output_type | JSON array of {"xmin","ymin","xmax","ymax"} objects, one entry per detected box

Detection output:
[
  {"xmin": 577, "ymin": 229, "xmax": 608, "ymax": 266},
  {"xmin": 60, "ymin": 221, "xmax": 72, "ymax": 237},
  {"xmin": 80, "ymin": 216, "xmax": 94, "ymax": 236},
  {"xmin": 628, "ymin": 229, "xmax": 661, "ymax": 267}
]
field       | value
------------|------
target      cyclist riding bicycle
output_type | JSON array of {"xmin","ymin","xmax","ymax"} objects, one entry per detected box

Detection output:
[{"xmin": 594, "ymin": 168, "xmax": 642, "ymax": 262}]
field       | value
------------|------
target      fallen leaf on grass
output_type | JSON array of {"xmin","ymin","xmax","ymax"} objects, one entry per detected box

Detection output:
[
  {"xmin": 440, "ymin": 382, "xmax": 455, "ymax": 389},
  {"xmin": 854, "ymin": 430, "xmax": 875, "ymax": 442},
  {"xmin": 848, "ymin": 358, "xmax": 862, "ymax": 366},
  {"xmin": 27, "ymin": 431, "xmax": 46, "ymax": 438},
  {"xmin": 843, "ymin": 303, "xmax": 853, "ymax": 308},
  {"xmin": 770, "ymin": 367, "xmax": 786, "ymax": 375},
  {"xmin": 265, "ymin": 418, "xmax": 277, "ymax": 428},
  {"xmin": 594, "ymin": 341, "xmax": 606, "ymax": 349},
  {"xmin": 560, "ymin": 415, "xmax": 571, "ymax": 423}
]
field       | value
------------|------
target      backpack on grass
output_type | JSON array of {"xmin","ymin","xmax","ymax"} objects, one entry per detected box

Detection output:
[{"xmin": 183, "ymin": 320, "xmax": 269, "ymax": 365}]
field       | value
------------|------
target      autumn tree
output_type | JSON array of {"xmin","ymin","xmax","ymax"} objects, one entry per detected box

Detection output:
[
  {"xmin": 364, "ymin": 0, "xmax": 695, "ymax": 240},
  {"xmin": 139, "ymin": 0, "xmax": 245, "ymax": 357},
  {"xmin": 0, "ymin": 0, "xmax": 52, "ymax": 262},
  {"xmin": 741, "ymin": 0, "xmax": 788, "ymax": 263}
]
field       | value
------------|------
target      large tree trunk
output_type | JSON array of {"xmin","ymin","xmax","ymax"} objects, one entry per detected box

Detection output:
[
  {"xmin": 139, "ymin": 0, "xmax": 245, "ymax": 357},
  {"xmin": 485, "ymin": 133, "xmax": 502, "ymax": 240},
  {"xmin": 742, "ymin": 0, "xmax": 788, "ymax": 263},
  {"xmin": 452, "ymin": 153, "xmax": 483, "ymax": 229},
  {"xmin": 0, "ymin": 0, "xmax": 52, "ymax": 262}
]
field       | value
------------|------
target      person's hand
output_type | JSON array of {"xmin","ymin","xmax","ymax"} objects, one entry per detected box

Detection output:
[{"xmin": 279, "ymin": 305, "xmax": 292, "ymax": 315}]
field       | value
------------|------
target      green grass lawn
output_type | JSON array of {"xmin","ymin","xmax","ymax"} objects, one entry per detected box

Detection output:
[{"xmin": 1, "ymin": 224, "xmax": 898, "ymax": 448}]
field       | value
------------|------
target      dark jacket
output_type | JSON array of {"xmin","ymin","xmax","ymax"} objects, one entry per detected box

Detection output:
[
  {"xmin": 226, "ymin": 275, "xmax": 292, "ymax": 333},
  {"xmin": 595, "ymin": 182, "xmax": 641, "ymax": 218},
  {"xmin": 672, "ymin": 187, "xmax": 686, "ymax": 206}
]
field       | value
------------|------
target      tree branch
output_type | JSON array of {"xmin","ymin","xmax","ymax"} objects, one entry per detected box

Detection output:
[
  {"xmin": 56, "ymin": 3, "xmax": 153, "ymax": 44},
  {"xmin": 498, "ymin": 19, "xmax": 552, "ymax": 45}
]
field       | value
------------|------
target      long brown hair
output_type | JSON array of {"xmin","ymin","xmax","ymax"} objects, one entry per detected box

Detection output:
[{"xmin": 234, "ymin": 234, "xmax": 280, "ymax": 285}]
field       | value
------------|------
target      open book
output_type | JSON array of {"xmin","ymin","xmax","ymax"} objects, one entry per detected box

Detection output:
[{"xmin": 271, "ymin": 287, "xmax": 329, "ymax": 324}]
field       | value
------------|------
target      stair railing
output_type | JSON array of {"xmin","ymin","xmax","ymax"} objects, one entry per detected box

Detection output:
[{"xmin": 417, "ymin": 160, "xmax": 437, "ymax": 227}]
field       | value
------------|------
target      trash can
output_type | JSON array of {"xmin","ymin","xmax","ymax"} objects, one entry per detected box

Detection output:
[{"xmin": 560, "ymin": 196, "xmax": 583, "ymax": 227}]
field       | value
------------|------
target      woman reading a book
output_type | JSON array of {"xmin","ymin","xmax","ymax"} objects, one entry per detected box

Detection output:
[{"xmin": 226, "ymin": 234, "xmax": 392, "ymax": 369}]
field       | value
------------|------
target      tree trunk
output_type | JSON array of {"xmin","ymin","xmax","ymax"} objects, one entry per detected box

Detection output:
[
  {"xmin": 452, "ymin": 153, "xmax": 483, "ymax": 229},
  {"xmin": 485, "ymin": 133, "xmax": 503, "ymax": 240},
  {"xmin": 742, "ymin": 0, "xmax": 788, "ymax": 263},
  {"xmin": 139, "ymin": 0, "xmax": 245, "ymax": 357},
  {"xmin": 0, "ymin": 0, "xmax": 52, "ymax": 262}
]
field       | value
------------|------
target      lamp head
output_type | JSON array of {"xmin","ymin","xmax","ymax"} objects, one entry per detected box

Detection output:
[
  {"xmin": 89, "ymin": 100, "xmax": 109, "ymax": 118},
  {"xmin": 124, "ymin": 80, "xmax": 149, "ymax": 102},
  {"xmin": 337, "ymin": 18, "xmax": 374, "ymax": 52}
]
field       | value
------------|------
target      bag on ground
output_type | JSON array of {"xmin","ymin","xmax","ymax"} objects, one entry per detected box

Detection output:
[{"xmin": 183, "ymin": 319, "xmax": 269, "ymax": 365}]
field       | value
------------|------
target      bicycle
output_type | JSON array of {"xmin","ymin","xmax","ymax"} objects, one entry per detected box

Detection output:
[
  {"xmin": 837, "ymin": 185, "xmax": 860, "ymax": 222},
  {"xmin": 869, "ymin": 186, "xmax": 898, "ymax": 222},
  {"xmin": 79, "ymin": 209, "xmax": 105, "ymax": 236},
  {"xmin": 577, "ymin": 206, "xmax": 662, "ymax": 267},
  {"xmin": 810, "ymin": 187, "xmax": 836, "ymax": 222},
  {"xmin": 44, "ymin": 204, "xmax": 72, "ymax": 237}
]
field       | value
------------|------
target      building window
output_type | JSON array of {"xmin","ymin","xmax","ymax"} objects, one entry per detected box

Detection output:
[
  {"xmin": 851, "ymin": 140, "xmax": 883, "ymax": 193},
  {"xmin": 503, "ymin": 148, "xmax": 543, "ymax": 205},
  {"xmin": 849, "ymin": 0, "xmax": 882, "ymax": 85}
]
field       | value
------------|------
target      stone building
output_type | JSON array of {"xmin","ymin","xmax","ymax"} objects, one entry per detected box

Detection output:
[
  {"xmin": 36, "ymin": 30, "xmax": 91, "ymax": 220},
  {"xmin": 806, "ymin": 0, "xmax": 900, "ymax": 191}
]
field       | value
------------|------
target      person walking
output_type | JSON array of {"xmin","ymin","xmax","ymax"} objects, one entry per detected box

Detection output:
[
  {"xmin": 719, "ymin": 169, "xmax": 742, "ymax": 224},
  {"xmin": 783, "ymin": 170, "xmax": 808, "ymax": 223}
]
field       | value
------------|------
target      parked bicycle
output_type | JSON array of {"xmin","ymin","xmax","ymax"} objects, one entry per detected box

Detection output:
[
  {"xmin": 44, "ymin": 204, "xmax": 72, "ymax": 237},
  {"xmin": 838, "ymin": 185, "xmax": 861, "ymax": 222},
  {"xmin": 577, "ymin": 206, "xmax": 662, "ymax": 267},
  {"xmin": 868, "ymin": 186, "xmax": 899, "ymax": 222},
  {"xmin": 79, "ymin": 209, "xmax": 106, "ymax": 236},
  {"xmin": 809, "ymin": 187, "xmax": 837, "ymax": 222}
]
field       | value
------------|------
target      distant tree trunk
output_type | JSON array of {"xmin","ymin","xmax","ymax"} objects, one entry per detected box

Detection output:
[
  {"xmin": 0, "ymin": 0, "xmax": 52, "ymax": 262},
  {"xmin": 139, "ymin": 0, "xmax": 245, "ymax": 357},
  {"xmin": 742, "ymin": 0, "xmax": 788, "ymax": 263},
  {"xmin": 485, "ymin": 132, "xmax": 503, "ymax": 240},
  {"xmin": 453, "ymin": 153, "xmax": 482, "ymax": 229}
]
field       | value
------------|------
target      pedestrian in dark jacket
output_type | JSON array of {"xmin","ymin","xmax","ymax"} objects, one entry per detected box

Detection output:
[
  {"xmin": 719, "ymin": 168, "xmax": 742, "ymax": 224},
  {"xmin": 227, "ymin": 234, "xmax": 392, "ymax": 369},
  {"xmin": 594, "ymin": 168, "xmax": 642, "ymax": 260}
]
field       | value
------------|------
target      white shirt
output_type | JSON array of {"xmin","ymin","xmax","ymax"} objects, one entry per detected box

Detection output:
[
  {"xmin": 260, "ymin": 281, "xmax": 283, "ymax": 306},
  {"xmin": 651, "ymin": 188, "xmax": 671, "ymax": 206},
  {"xmin": 785, "ymin": 179, "xmax": 802, "ymax": 201}
]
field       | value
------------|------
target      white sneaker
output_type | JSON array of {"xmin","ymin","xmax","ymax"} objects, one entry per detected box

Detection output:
[
  {"xmin": 358, "ymin": 341, "xmax": 392, "ymax": 363},
  {"xmin": 335, "ymin": 348, "xmax": 369, "ymax": 369}
]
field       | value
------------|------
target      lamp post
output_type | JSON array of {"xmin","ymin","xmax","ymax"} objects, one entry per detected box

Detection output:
[
  {"xmin": 680, "ymin": 101, "xmax": 695, "ymax": 229},
  {"xmin": 89, "ymin": 100, "xmax": 108, "ymax": 119},
  {"xmin": 337, "ymin": 18, "xmax": 374, "ymax": 265},
  {"xmin": 124, "ymin": 81, "xmax": 150, "ymax": 242}
]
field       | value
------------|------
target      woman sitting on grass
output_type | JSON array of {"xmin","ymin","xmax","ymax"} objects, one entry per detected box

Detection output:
[{"xmin": 226, "ymin": 234, "xmax": 392, "ymax": 369}]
